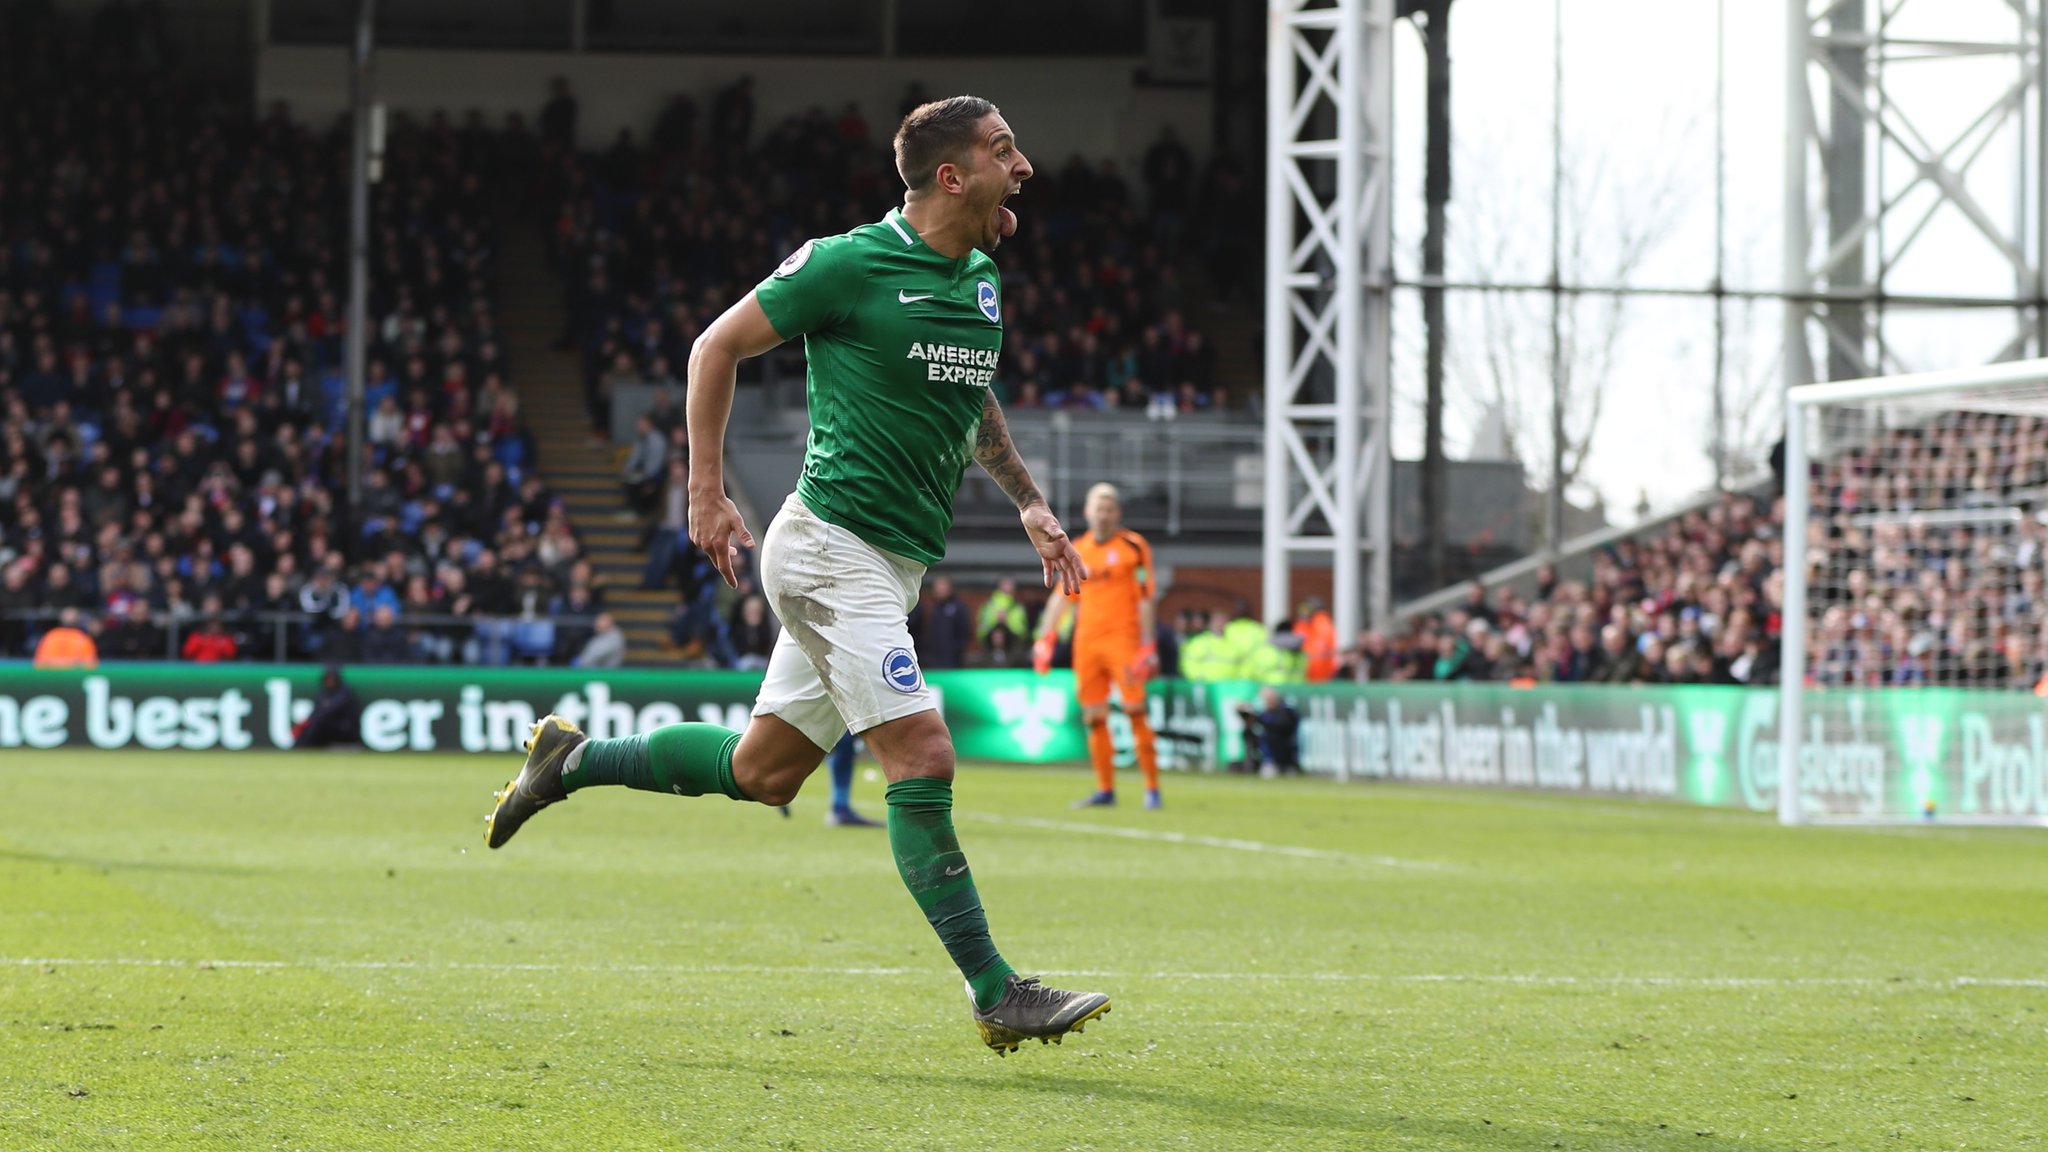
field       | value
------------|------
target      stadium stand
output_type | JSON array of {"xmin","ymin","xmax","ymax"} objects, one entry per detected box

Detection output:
[
  {"xmin": 1352, "ymin": 493, "xmax": 1786, "ymax": 687},
  {"xmin": 1798, "ymin": 411, "xmax": 2048, "ymax": 689},
  {"xmin": 550, "ymin": 100, "xmax": 1235, "ymax": 433},
  {"xmin": 0, "ymin": 5, "xmax": 602, "ymax": 666},
  {"xmin": 1372, "ymin": 410, "xmax": 2048, "ymax": 691}
]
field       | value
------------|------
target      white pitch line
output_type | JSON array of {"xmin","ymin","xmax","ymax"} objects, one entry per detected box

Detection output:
[
  {"xmin": 2, "ymin": 957, "xmax": 921, "ymax": 976},
  {"xmin": 7, "ymin": 958, "xmax": 2044, "ymax": 989},
  {"xmin": 958, "ymin": 811, "xmax": 1444, "ymax": 871}
]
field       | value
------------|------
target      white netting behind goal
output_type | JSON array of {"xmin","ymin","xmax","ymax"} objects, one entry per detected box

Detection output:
[
  {"xmin": 1781, "ymin": 365, "xmax": 2048, "ymax": 826},
  {"xmin": 1800, "ymin": 384, "xmax": 2048, "ymax": 690}
]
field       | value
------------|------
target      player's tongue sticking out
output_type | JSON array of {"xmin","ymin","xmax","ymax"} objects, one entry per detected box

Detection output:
[{"xmin": 997, "ymin": 203, "xmax": 1017, "ymax": 238}]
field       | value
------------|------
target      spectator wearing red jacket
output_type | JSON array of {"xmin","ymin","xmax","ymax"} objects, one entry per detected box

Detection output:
[{"xmin": 183, "ymin": 616, "xmax": 239, "ymax": 663}]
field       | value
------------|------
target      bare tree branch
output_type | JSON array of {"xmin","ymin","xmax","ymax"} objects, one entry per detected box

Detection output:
[{"xmin": 1442, "ymin": 111, "xmax": 1704, "ymax": 512}]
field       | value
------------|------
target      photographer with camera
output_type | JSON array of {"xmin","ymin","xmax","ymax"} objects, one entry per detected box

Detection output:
[{"xmin": 1234, "ymin": 686, "xmax": 1301, "ymax": 778}]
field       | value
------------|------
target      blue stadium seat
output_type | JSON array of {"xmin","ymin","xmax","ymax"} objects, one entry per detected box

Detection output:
[
  {"xmin": 470, "ymin": 618, "xmax": 514, "ymax": 666},
  {"xmin": 493, "ymin": 437, "xmax": 528, "ymax": 472},
  {"xmin": 319, "ymin": 372, "xmax": 349, "ymax": 429},
  {"xmin": 86, "ymin": 265, "xmax": 121, "ymax": 315},
  {"xmin": 511, "ymin": 619, "xmax": 557, "ymax": 663}
]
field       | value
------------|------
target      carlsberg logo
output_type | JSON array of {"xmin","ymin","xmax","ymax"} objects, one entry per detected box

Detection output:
[{"xmin": 1732, "ymin": 694, "xmax": 1887, "ymax": 815}]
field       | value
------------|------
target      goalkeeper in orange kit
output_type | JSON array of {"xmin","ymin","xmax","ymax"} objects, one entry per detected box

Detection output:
[{"xmin": 1032, "ymin": 483, "xmax": 1163, "ymax": 809}]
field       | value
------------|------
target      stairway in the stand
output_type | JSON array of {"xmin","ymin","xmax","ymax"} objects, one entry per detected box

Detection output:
[
  {"xmin": 1178, "ymin": 261, "xmax": 1260, "ymax": 401},
  {"xmin": 498, "ymin": 224, "xmax": 680, "ymax": 666}
]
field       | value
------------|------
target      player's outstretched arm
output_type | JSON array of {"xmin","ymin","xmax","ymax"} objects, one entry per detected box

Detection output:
[
  {"xmin": 688, "ymin": 292, "xmax": 786, "ymax": 587},
  {"xmin": 973, "ymin": 391, "xmax": 1086, "ymax": 596}
]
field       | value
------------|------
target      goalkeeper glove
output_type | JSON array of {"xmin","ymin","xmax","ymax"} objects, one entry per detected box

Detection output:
[
  {"xmin": 1129, "ymin": 642, "xmax": 1158, "ymax": 679},
  {"xmin": 1031, "ymin": 633, "xmax": 1055, "ymax": 675}
]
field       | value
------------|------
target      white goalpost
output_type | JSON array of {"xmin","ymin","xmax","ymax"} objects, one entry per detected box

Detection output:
[{"xmin": 1780, "ymin": 358, "xmax": 2048, "ymax": 826}]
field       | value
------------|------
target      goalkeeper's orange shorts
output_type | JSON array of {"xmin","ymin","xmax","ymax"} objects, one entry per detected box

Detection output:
[{"xmin": 1073, "ymin": 640, "xmax": 1148, "ymax": 710}]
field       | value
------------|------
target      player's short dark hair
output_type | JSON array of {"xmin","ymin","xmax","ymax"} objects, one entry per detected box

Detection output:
[{"xmin": 893, "ymin": 95, "xmax": 997, "ymax": 191}]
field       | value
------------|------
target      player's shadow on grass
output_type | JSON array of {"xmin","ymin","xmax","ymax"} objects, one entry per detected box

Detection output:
[
  {"xmin": 0, "ymin": 847, "xmax": 258, "ymax": 877},
  {"xmin": 986, "ymin": 1071, "xmax": 1370, "ymax": 1133},
  {"xmin": 734, "ymin": 1066, "xmax": 1808, "ymax": 1149},
  {"xmin": 733, "ymin": 1065, "xmax": 1369, "ymax": 1135},
  {"xmin": 934, "ymin": 1075, "xmax": 1807, "ymax": 1150}
]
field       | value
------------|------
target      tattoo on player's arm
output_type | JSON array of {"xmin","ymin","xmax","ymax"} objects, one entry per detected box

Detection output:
[{"xmin": 974, "ymin": 392, "xmax": 1045, "ymax": 509}]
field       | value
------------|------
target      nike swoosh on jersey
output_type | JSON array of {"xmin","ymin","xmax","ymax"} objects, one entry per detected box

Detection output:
[{"xmin": 898, "ymin": 290, "xmax": 935, "ymax": 303}]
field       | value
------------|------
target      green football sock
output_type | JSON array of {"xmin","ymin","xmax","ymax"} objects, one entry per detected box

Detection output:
[
  {"xmin": 561, "ymin": 723, "xmax": 750, "ymax": 801},
  {"xmin": 886, "ymin": 777, "xmax": 1015, "ymax": 1011}
]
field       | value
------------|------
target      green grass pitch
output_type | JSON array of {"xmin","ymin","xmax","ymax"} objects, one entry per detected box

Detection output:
[{"xmin": 2, "ymin": 750, "xmax": 2044, "ymax": 1151}]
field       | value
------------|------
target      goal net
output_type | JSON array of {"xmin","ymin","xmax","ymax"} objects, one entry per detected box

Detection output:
[{"xmin": 1781, "ymin": 359, "xmax": 2048, "ymax": 826}]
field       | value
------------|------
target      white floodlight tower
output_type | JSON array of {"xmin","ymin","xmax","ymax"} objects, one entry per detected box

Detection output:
[
  {"xmin": 1784, "ymin": 0, "xmax": 2048, "ymax": 390},
  {"xmin": 1263, "ymin": 0, "xmax": 1395, "ymax": 639}
]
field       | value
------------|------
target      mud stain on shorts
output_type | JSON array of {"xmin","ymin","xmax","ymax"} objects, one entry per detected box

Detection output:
[{"xmin": 775, "ymin": 563, "xmax": 840, "ymax": 694}]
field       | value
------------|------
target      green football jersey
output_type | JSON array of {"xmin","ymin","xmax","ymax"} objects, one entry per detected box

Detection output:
[{"xmin": 753, "ymin": 208, "xmax": 1004, "ymax": 566}]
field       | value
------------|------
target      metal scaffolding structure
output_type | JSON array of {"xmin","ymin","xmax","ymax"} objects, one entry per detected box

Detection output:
[
  {"xmin": 1263, "ymin": 0, "xmax": 1395, "ymax": 638},
  {"xmin": 1784, "ymin": 0, "xmax": 2048, "ymax": 391}
]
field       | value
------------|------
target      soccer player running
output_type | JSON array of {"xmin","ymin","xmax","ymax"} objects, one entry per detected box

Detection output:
[
  {"xmin": 485, "ymin": 97, "xmax": 1111, "ymax": 1055},
  {"xmin": 1031, "ymin": 483, "xmax": 1164, "ymax": 809}
]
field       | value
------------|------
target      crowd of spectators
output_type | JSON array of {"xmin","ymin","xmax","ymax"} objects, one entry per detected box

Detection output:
[
  {"xmin": 550, "ymin": 79, "xmax": 1243, "ymax": 433},
  {"xmin": 1343, "ymin": 413, "xmax": 2048, "ymax": 694},
  {"xmin": 0, "ymin": 6, "xmax": 608, "ymax": 666},
  {"xmin": 1797, "ymin": 411, "xmax": 2048, "ymax": 689},
  {"xmin": 1344, "ymin": 494, "xmax": 1788, "ymax": 688}
]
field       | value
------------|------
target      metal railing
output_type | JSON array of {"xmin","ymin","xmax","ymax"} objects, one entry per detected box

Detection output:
[
  {"xmin": 0, "ymin": 609, "xmax": 610, "ymax": 667},
  {"xmin": 726, "ymin": 402, "xmax": 1270, "ymax": 541},
  {"xmin": 985, "ymin": 415, "xmax": 1265, "ymax": 536}
]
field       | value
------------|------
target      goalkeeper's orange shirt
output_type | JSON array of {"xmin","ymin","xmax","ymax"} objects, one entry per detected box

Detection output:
[{"xmin": 1071, "ymin": 529, "xmax": 1154, "ymax": 650}]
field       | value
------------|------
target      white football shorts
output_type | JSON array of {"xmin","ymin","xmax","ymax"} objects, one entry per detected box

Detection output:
[{"xmin": 752, "ymin": 493, "xmax": 937, "ymax": 749}]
